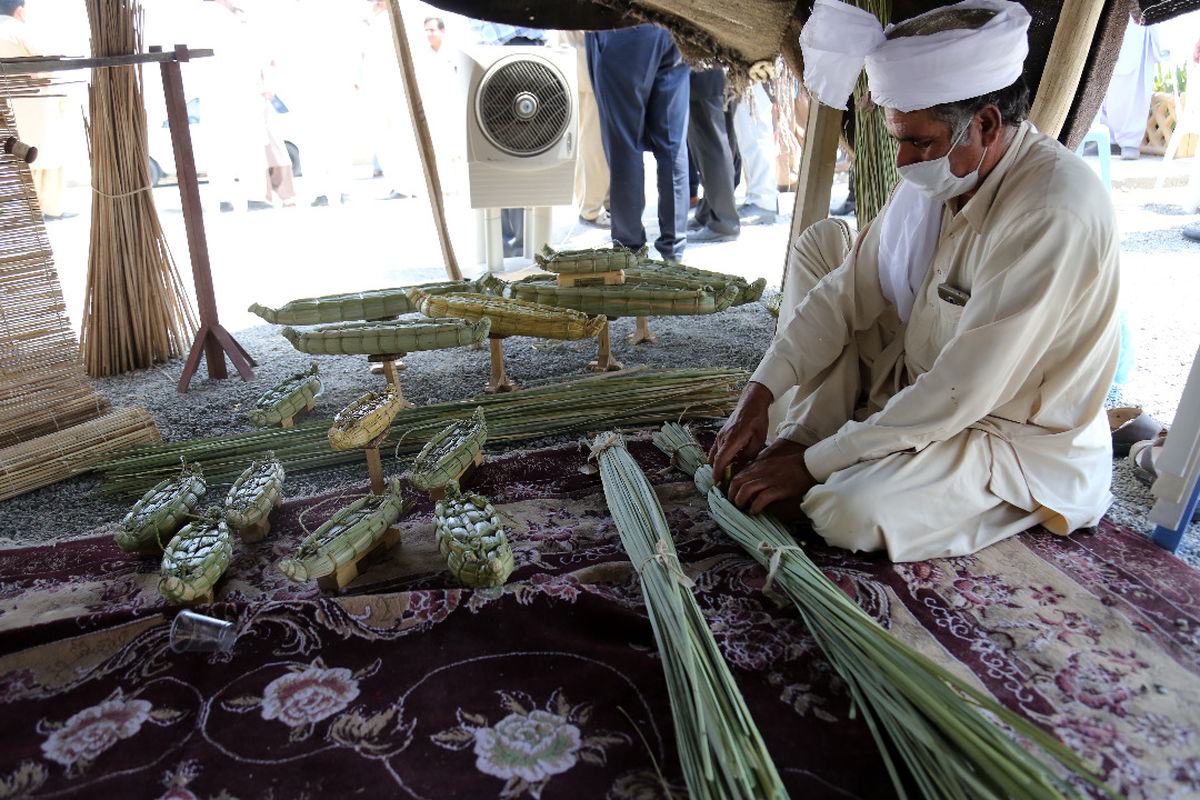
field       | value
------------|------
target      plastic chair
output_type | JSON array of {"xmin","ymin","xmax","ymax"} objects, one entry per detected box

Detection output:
[{"xmin": 1075, "ymin": 125, "xmax": 1111, "ymax": 193}]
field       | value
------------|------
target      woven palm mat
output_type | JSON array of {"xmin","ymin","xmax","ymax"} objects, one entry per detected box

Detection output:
[{"xmin": 1, "ymin": 437, "xmax": 1199, "ymax": 798}]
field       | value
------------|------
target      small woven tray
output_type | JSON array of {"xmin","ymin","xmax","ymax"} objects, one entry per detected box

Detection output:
[
  {"xmin": 533, "ymin": 244, "xmax": 646, "ymax": 275},
  {"xmin": 282, "ymin": 317, "xmax": 491, "ymax": 355},
  {"xmin": 413, "ymin": 290, "xmax": 605, "ymax": 340},
  {"xmin": 505, "ymin": 281, "xmax": 740, "ymax": 317},
  {"xmin": 407, "ymin": 408, "xmax": 488, "ymax": 490},
  {"xmin": 329, "ymin": 387, "xmax": 405, "ymax": 450},
  {"xmin": 248, "ymin": 364, "xmax": 322, "ymax": 427}
]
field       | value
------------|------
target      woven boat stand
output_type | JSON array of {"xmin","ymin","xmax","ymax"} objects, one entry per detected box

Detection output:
[
  {"xmin": 317, "ymin": 523, "xmax": 402, "ymax": 592},
  {"xmin": 367, "ymin": 354, "xmax": 416, "ymax": 408},
  {"xmin": 486, "ymin": 335, "xmax": 517, "ymax": 393}
]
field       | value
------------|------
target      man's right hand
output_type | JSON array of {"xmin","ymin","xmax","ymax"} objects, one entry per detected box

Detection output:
[{"xmin": 708, "ymin": 381, "xmax": 774, "ymax": 481}]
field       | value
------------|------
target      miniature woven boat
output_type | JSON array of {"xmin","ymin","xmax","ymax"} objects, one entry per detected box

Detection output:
[
  {"xmin": 505, "ymin": 281, "xmax": 741, "ymax": 317},
  {"xmin": 412, "ymin": 290, "xmax": 606, "ymax": 340},
  {"xmin": 625, "ymin": 262, "xmax": 767, "ymax": 306},
  {"xmin": 115, "ymin": 465, "xmax": 207, "ymax": 552},
  {"xmin": 435, "ymin": 482, "xmax": 514, "ymax": 588},
  {"xmin": 158, "ymin": 511, "xmax": 235, "ymax": 603},
  {"xmin": 281, "ymin": 317, "xmax": 491, "ymax": 355},
  {"xmin": 224, "ymin": 456, "xmax": 286, "ymax": 530},
  {"xmin": 533, "ymin": 244, "xmax": 646, "ymax": 275},
  {"xmin": 249, "ymin": 280, "xmax": 476, "ymax": 325},
  {"xmin": 247, "ymin": 364, "xmax": 322, "ymax": 428},
  {"xmin": 328, "ymin": 387, "xmax": 405, "ymax": 450},
  {"xmin": 407, "ymin": 408, "xmax": 488, "ymax": 491},
  {"xmin": 277, "ymin": 480, "xmax": 410, "ymax": 582}
]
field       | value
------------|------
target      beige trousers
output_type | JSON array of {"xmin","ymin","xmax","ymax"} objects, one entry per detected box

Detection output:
[
  {"xmin": 576, "ymin": 87, "xmax": 610, "ymax": 220},
  {"xmin": 773, "ymin": 219, "xmax": 1053, "ymax": 562}
]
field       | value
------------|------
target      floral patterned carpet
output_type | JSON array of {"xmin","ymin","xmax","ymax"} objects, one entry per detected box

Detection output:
[{"xmin": 1, "ymin": 438, "xmax": 1199, "ymax": 799}]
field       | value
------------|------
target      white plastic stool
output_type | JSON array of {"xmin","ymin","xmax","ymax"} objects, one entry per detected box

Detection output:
[{"xmin": 1075, "ymin": 125, "xmax": 1111, "ymax": 192}]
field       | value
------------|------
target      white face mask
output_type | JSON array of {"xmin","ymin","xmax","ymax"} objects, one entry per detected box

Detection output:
[{"xmin": 897, "ymin": 122, "xmax": 987, "ymax": 203}]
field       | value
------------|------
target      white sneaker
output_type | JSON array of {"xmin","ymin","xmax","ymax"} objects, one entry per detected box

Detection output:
[{"xmin": 581, "ymin": 208, "xmax": 611, "ymax": 228}]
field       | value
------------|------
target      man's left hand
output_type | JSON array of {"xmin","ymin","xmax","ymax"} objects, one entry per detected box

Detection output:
[{"xmin": 724, "ymin": 438, "xmax": 817, "ymax": 516}]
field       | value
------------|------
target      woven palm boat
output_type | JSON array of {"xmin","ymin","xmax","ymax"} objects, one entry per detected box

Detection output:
[
  {"xmin": 533, "ymin": 244, "xmax": 646, "ymax": 275},
  {"xmin": 224, "ymin": 456, "xmax": 286, "ymax": 530},
  {"xmin": 411, "ymin": 290, "xmax": 606, "ymax": 340},
  {"xmin": 249, "ymin": 280, "xmax": 477, "ymax": 325},
  {"xmin": 505, "ymin": 280, "xmax": 741, "ymax": 318},
  {"xmin": 435, "ymin": 481, "xmax": 514, "ymax": 588},
  {"xmin": 158, "ymin": 510, "xmax": 235, "ymax": 603},
  {"xmin": 277, "ymin": 479, "xmax": 410, "ymax": 582},
  {"xmin": 115, "ymin": 464, "xmax": 207, "ymax": 552},
  {"xmin": 625, "ymin": 262, "xmax": 767, "ymax": 306},
  {"xmin": 281, "ymin": 317, "xmax": 491, "ymax": 355},
  {"xmin": 247, "ymin": 364, "xmax": 322, "ymax": 428},
  {"xmin": 328, "ymin": 387, "xmax": 405, "ymax": 450},
  {"xmin": 406, "ymin": 408, "xmax": 488, "ymax": 491}
]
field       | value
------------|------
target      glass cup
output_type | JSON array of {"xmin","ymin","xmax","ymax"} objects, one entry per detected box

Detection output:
[{"xmin": 169, "ymin": 610, "xmax": 238, "ymax": 654}]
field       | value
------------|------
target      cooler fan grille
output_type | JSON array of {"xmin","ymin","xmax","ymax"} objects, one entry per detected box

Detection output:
[{"xmin": 476, "ymin": 56, "xmax": 570, "ymax": 156}]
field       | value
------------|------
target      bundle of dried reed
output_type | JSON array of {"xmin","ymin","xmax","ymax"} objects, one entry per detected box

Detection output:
[
  {"xmin": 0, "ymin": 407, "xmax": 160, "ymax": 501},
  {"xmin": 0, "ymin": 98, "xmax": 111, "ymax": 446},
  {"xmin": 79, "ymin": 0, "xmax": 196, "ymax": 377}
]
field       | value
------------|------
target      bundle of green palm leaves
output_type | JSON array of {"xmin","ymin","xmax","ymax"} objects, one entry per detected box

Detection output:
[
  {"xmin": 652, "ymin": 423, "xmax": 1117, "ymax": 800},
  {"xmin": 590, "ymin": 431, "xmax": 787, "ymax": 800},
  {"xmin": 94, "ymin": 368, "xmax": 744, "ymax": 495}
]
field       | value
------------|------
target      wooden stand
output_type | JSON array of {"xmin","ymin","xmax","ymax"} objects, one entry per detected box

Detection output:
[
  {"xmin": 429, "ymin": 452, "xmax": 483, "ymax": 501},
  {"xmin": 275, "ymin": 398, "xmax": 315, "ymax": 429},
  {"xmin": 363, "ymin": 428, "xmax": 390, "ymax": 495},
  {"xmin": 316, "ymin": 526, "xmax": 401, "ymax": 591},
  {"xmin": 238, "ymin": 516, "xmax": 272, "ymax": 544},
  {"xmin": 485, "ymin": 336, "xmax": 517, "ymax": 393},
  {"xmin": 367, "ymin": 353, "xmax": 416, "ymax": 408},
  {"xmin": 557, "ymin": 270, "xmax": 625, "ymax": 287},
  {"xmin": 588, "ymin": 318, "xmax": 624, "ymax": 372},
  {"xmin": 626, "ymin": 316, "xmax": 657, "ymax": 345}
]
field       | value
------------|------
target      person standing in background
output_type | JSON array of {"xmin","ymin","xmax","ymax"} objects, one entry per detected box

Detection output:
[
  {"xmin": 0, "ymin": 0, "xmax": 74, "ymax": 220},
  {"xmin": 1098, "ymin": 15, "xmax": 1169, "ymax": 160},
  {"xmin": 686, "ymin": 65, "xmax": 740, "ymax": 243},
  {"xmin": 732, "ymin": 78, "xmax": 780, "ymax": 225},
  {"xmin": 558, "ymin": 29, "xmax": 609, "ymax": 228},
  {"xmin": 587, "ymin": 23, "xmax": 689, "ymax": 263}
]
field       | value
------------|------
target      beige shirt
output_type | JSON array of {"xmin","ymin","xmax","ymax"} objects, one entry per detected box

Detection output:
[{"xmin": 752, "ymin": 122, "xmax": 1121, "ymax": 533}]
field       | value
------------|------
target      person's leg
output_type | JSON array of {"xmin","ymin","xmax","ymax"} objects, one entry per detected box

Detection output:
[
  {"xmin": 588, "ymin": 28, "xmax": 656, "ymax": 251},
  {"xmin": 687, "ymin": 68, "xmax": 739, "ymax": 236},
  {"xmin": 802, "ymin": 428, "xmax": 1055, "ymax": 562},
  {"xmin": 732, "ymin": 82, "xmax": 779, "ymax": 214},
  {"xmin": 644, "ymin": 29, "xmax": 690, "ymax": 261},
  {"xmin": 577, "ymin": 86, "xmax": 610, "ymax": 222}
]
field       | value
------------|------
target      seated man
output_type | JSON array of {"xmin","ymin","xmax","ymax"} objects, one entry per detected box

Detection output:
[{"xmin": 709, "ymin": 0, "xmax": 1120, "ymax": 562}]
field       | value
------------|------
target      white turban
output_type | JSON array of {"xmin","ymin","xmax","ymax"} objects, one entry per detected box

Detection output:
[{"xmin": 799, "ymin": 0, "xmax": 1031, "ymax": 112}]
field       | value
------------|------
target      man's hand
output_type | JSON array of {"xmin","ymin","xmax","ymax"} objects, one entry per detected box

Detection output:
[
  {"xmin": 709, "ymin": 382, "xmax": 773, "ymax": 481},
  {"xmin": 725, "ymin": 438, "xmax": 817, "ymax": 516}
]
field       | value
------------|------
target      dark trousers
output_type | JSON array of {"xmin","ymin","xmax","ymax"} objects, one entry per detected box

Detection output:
[
  {"xmin": 688, "ymin": 67, "xmax": 739, "ymax": 236},
  {"xmin": 587, "ymin": 25, "xmax": 689, "ymax": 261}
]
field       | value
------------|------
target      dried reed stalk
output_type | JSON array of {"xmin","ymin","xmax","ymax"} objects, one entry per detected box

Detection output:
[
  {"xmin": 852, "ymin": 0, "xmax": 900, "ymax": 225},
  {"xmin": 80, "ymin": 0, "xmax": 196, "ymax": 377}
]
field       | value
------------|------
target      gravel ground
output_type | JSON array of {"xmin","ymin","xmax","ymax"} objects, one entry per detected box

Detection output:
[{"xmin": 3, "ymin": 154, "xmax": 1198, "ymax": 569}]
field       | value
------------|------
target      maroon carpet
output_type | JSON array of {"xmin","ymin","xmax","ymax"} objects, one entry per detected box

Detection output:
[{"xmin": 2, "ymin": 439, "xmax": 1198, "ymax": 799}]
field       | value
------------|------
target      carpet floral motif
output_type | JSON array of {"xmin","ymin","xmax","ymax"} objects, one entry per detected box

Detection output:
[{"xmin": 0, "ymin": 440, "xmax": 1197, "ymax": 798}]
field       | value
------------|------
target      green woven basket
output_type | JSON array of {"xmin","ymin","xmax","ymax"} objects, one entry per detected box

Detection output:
[
  {"xmin": 533, "ymin": 244, "xmax": 647, "ymax": 275},
  {"xmin": 159, "ymin": 511, "xmax": 235, "ymax": 603},
  {"xmin": 413, "ymin": 290, "xmax": 605, "ymax": 340},
  {"xmin": 115, "ymin": 465, "xmax": 207, "ymax": 552},
  {"xmin": 281, "ymin": 317, "xmax": 491, "ymax": 355},
  {"xmin": 506, "ymin": 281, "xmax": 740, "ymax": 317},
  {"xmin": 248, "ymin": 364, "xmax": 322, "ymax": 427},
  {"xmin": 224, "ymin": 456, "xmax": 286, "ymax": 530},
  {"xmin": 249, "ymin": 280, "xmax": 477, "ymax": 325},
  {"xmin": 407, "ymin": 408, "xmax": 488, "ymax": 491},
  {"xmin": 435, "ymin": 482, "xmax": 513, "ymax": 588}
]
